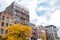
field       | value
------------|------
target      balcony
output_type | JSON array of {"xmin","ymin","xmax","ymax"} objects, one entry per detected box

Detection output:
[{"xmin": 16, "ymin": 13, "xmax": 23, "ymax": 17}]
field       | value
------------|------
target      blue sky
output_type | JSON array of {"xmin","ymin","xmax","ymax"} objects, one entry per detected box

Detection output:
[{"xmin": 0, "ymin": 0, "xmax": 60, "ymax": 37}]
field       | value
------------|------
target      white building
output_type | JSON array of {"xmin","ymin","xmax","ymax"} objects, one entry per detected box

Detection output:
[{"xmin": 46, "ymin": 25, "xmax": 58, "ymax": 40}]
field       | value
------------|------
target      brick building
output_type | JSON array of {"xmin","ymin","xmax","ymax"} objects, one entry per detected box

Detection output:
[
  {"xmin": 31, "ymin": 27, "xmax": 38, "ymax": 40},
  {"xmin": 0, "ymin": 12, "xmax": 14, "ymax": 35}
]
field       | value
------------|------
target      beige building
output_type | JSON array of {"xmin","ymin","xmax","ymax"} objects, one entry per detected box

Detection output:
[
  {"xmin": 37, "ymin": 25, "xmax": 46, "ymax": 40},
  {"xmin": 0, "ymin": 12, "xmax": 14, "ymax": 35}
]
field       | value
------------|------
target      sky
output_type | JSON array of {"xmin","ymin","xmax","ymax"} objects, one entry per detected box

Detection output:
[{"xmin": 0, "ymin": 0, "xmax": 60, "ymax": 37}]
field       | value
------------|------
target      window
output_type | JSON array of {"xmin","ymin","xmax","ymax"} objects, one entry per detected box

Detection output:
[
  {"xmin": 1, "ymin": 29, "xmax": 3, "ymax": 34},
  {"xmin": 14, "ymin": 21, "xmax": 17, "ymax": 24},
  {"xmin": 10, "ymin": 24, "xmax": 12, "ymax": 26},
  {"xmin": 1, "ymin": 22, "xmax": 4, "ymax": 27},
  {"xmin": 6, "ymin": 23, "xmax": 8, "ymax": 26},
  {"xmin": 6, "ymin": 17, "xmax": 9, "ymax": 21},
  {"xmin": 0, "ymin": 14, "xmax": 1, "ymax": 19},
  {"xmin": 17, "ymin": 17, "xmax": 20, "ymax": 22},
  {"xmin": 9, "ymin": 18, "xmax": 13, "ymax": 23},
  {"xmin": 5, "ymin": 30, "xmax": 8, "ymax": 34},
  {"xmin": 2, "ymin": 16, "xmax": 5, "ymax": 20},
  {"xmin": 14, "ymin": 17, "xmax": 17, "ymax": 21}
]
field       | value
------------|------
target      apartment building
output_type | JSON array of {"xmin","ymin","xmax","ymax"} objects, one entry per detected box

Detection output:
[
  {"xmin": 46, "ymin": 25, "xmax": 58, "ymax": 40},
  {"xmin": 0, "ymin": 12, "xmax": 14, "ymax": 35},
  {"xmin": 4, "ymin": 2, "xmax": 29, "ymax": 25}
]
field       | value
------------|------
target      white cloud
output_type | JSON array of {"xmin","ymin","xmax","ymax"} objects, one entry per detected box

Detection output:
[
  {"xmin": 36, "ymin": 16, "xmax": 47, "ymax": 25},
  {"xmin": 0, "ymin": 0, "xmax": 13, "ymax": 11},
  {"xmin": 17, "ymin": 0, "xmax": 38, "ymax": 22},
  {"xmin": 35, "ymin": 7, "xmax": 60, "ymax": 27},
  {"xmin": 37, "ymin": 6, "xmax": 50, "ymax": 11},
  {"xmin": 49, "ymin": 9, "xmax": 60, "ymax": 27},
  {"xmin": 34, "ymin": 0, "xmax": 60, "ymax": 26},
  {"xmin": 6, "ymin": 0, "xmax": 13, "ymax": 2}
]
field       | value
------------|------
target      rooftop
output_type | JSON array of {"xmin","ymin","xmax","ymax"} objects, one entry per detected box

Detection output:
[
  {"xmin": 11, "ymin": 1, "xmax": 29, "ymax": 12},
  {"xmin": 45, "ymin": 25, "xmax": 56, "ymax": 28}
]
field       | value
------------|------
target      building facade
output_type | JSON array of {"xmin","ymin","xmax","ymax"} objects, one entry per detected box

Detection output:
[
  {"xmin": 4, "ymin": 2, "xmax": 29, "ymax": 25},
  {"xmin": 46, "ymin": 25, "xmax": 58, "ymax": 40},
  {"xmin": 29, "ymin": 23, "xmax": 35, "ymax": 27},
  {"xmin": 37, "ymin": 25, "xmax": 46, "ymax": 40},
  {"xmin": 31, "ymin": 27, "xmax": 38, "ymax": 40},
  {"xmin": 0, "ymin": 12, "xmax": 14, "ymax": 35}
]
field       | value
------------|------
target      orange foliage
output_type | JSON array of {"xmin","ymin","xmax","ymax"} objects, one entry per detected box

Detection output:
[{"xmin": 4, "ymin": 24, "xmax": 32, "ymax": 40}]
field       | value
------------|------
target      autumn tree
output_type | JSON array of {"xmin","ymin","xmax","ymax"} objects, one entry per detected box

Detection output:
[
  {"xmin": 4, "ymin": 24, "xmax": 32, "ymax": 40},
  {"xmin": 42, "ymin": 32, "xmax": 46, "ymax": 40}
]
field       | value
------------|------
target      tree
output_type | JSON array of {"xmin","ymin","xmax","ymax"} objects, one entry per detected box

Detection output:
[
  {"xmin": 4, "ymin": 24, "xmax": 32, "ymax": 40},
  {"xmin": 42, "ymin": 32, "xmax": 46, "ymax": 40}
]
